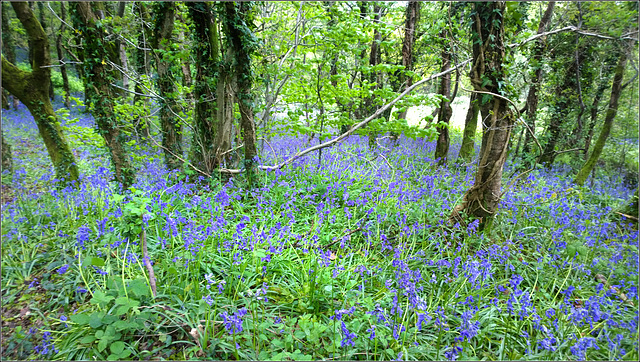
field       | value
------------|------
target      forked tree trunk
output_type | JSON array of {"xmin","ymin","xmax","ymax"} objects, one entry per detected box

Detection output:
[
  {"xmin": 2, "ymin": 2, "xmax": 79, "ymax": 185},
  {"xmin": 434, "ymin": 28, "xmax": 452, "ymax": 165},
  {"xmin": 457, "ymin": 92, "xmax": 480, "ymax": 162},
  {"xmin": 574, "ymin": 40, "xmax": 631, "ymax": 186},
  {"xmin": 71, "ymin": 2, "xmax": 135, "ymax": 189},
  {"xmin": 152, "ymin": 2, "xmax": 182, "ymax": 171},
  {"xmin": 451, "ymin": 1, "xmax": 513, "ymax": 223}
]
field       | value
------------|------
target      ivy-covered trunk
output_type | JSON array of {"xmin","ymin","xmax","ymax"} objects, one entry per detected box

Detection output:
[
  {"xmin": 152, "ymin": 2, "xmax": 182, "ymax": 171},
  {"xmin": 71, "ymin": 2, "xmax": 135, "ymax": 189},
  {"xmin": 574, "ymin": 40, "xmax": 631, "ymax": 186},
  {"xmin": 225, "ymin": 2, "xmax": 259, "ymax": 184},
  {"xmin": 187, "ymin": 2, "xmax": 220, "ymax": 176},
  {"xmin": 1, "ymin": 2, "xmax": 79, "ymax": 185},
  {"xmin": 434, "ymin": 28, "xmax": 452, "ymax": 165},
  {"xmin": 451, "ymin": 1, "xmax": 513, "ymax": 224}
]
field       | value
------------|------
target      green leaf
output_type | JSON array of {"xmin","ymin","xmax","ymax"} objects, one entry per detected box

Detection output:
[
  {"xmin": 98, "ymin": 338, "xmax": 108, "ymax": 352},
  {"xmin": 110, "ymin": 341, "xmax": 125, "ymax": 355},
  {"xmin": 89, "ymin": 312, "xmax": 104, "ymax": 328},
  {"xmin": 129, "ymin": 279, "xmax": 149, "ymax": 297},
  {"xmin": 80, "ymin": 334, "xmax": 96, "ymax": 344},
  {"xmin": 70, "ymin": 313, "xmax": 90, "ymax": 325},
  {"xmin": 91, "ymin": 257, "xmax": 105, "ymax": 267}
]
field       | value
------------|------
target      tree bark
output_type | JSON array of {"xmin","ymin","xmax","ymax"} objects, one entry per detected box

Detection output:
[
  {"xmin": 365, "ymin": 3, "xmax": 383, "ymax": 147},
  {"xmin": 457, "ymin": 92, "xmax": 480, "ymax": 162},
  {"xmin": 2, "ymin": 2, "xmax": 79, "ymax": 185},
  {"xmin": 152, "ymin": 2, "xmax": 182, "ymax": 171},
  {"xmin": 396, "ymin": 0, "xmax": 420, "ymax": 122},
  {"xmin": 451, "ymin": 2, "xmax": 513, "ymax": 223},
  {"xmin": 574, "ymin": 41, "xmax": 631, "ymax": 186},
  {"xmin": 521, "ymin": 1, "xmax": 555, "ymax": 157},
  {"xmin": 434, "ymin": 28, "xmax": 452, "ymax": 165},
  {"xmin": 71, "ymin": 2, "xmax": 135, "ymax": 189}
]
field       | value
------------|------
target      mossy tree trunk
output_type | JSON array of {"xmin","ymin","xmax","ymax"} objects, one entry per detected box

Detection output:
[
  {"xmin": 152, "ymin": 2, "xmax": 182, "ymax": 171},
  {"xmin": 71, "ymin": 2, "xmax": 135, "ymax": 189},
  {"xmin": 451, "ymin": 1, "xmax": 513, "ymax": 223},
  {"xmin": 574, "ymin": 40, "xmax": 631, "ymax": 186},
  {"xmin": 225, "ymin": 2, "xmax": 260, "ymax": 185},
  {"xmin": 1, "ymin": 2, "xmax": 79, "ymax": 185},
  {"xmin": 434, "ymin": 28, "xmax": 452, "ymax": 165},
  {"xmin": 187, "ymin": 2, "xmax": 220, "ymax": 175},
  {"xmin": 457, "ymin": 92, "xmax": 480, "ymax": 163}
]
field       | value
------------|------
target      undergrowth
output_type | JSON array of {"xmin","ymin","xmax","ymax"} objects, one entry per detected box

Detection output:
[{"xmin": 1, "ymin": 97, "xmax": 638, "ymax": 361}]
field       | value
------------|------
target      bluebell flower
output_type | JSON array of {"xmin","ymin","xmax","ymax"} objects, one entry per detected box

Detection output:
[
  {"xmin": 340, "ymin": 321, "xmax": 356, "ymax": 347},
  {"xmin": 57, "ymin": 264, "xmax": 69, "ymax": 275},
  {"xmin": 444, "ymin": 346, "xmax": 462, "ymax": 361}
]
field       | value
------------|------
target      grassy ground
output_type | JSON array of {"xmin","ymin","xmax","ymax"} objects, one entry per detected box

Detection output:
[{"xmin": 1, "ymin": 96, "xmax": 638, "ymax": 361}]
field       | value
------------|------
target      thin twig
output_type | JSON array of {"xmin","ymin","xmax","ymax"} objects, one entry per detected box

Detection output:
[{"xmin": 140, "ymin": 215, "xmax": 157, "ymax": 297}]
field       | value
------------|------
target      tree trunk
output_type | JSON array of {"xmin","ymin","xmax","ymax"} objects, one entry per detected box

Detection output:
[
  {"xmin": 37, "ymin": 2, "xmax": 55, "ymax": 101},
  {"xmin": 365, "ymin": 3, "xmax": 383, "ymax": 148},
  {"xmin": 187, "ymin": 2, "xmax": 220, "ymax": 175},
  {"xmin": 521, "ymin": 1, "xmax": 555, "ymax": 157},
  {"xmin": 2, "ymin": 2, "xmax": 79, "ymax": 185},
  {"xmin": 56, "ymin": 2, "xmax": 71, "ymax": 108},
  {"xmin": 152, "ymin": 2, "xmax": 182, "ymax": 171},
  {"xmin": 71, "ymin": 2, "xmax": 135, "ymax": 189},
  {"xmin": 434, "ymin": 28, "xmax": 452, "ymax": 165},
  {"xmin": 574, "ymin": 41, "xmax": 631, "ymax": 186},
  {"xmin": 117, "ymin": 2, "xmax": 129, "ymax": 94},
  {"xmin": 457, "ymin": 92, "xmax": 480, "ymax": 162},
  {"xmin": 451, "ymin": 2, "xmax": 513, "ymax": 223},
  {"xmin": 583, "ymin": 83, "xmax": 609, "ymax": 159},
  {"xmin": 225, "ymin": 2, "xmax": 259, "ymax": 185},
  {"xmin": 133, "ymin": 2, "xmax": 152, "ymax": 141},
  {"xmin": 1, "ymin": 131, "xmax": 12, "ymax": 174},
  {"xmin": 396, "ymin": 0, "xmax": 420, "ymax": 122},
  {"xmin": 538, "ymin": 36, "xmax": 586, "ymax": 167},
  {"xmin": 2, "ymin": 2, "xmax": 20, "ymax": 109}
]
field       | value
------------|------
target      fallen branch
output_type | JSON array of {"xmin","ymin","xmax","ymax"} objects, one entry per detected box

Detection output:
[
  {"xmin": 595, "ymin": 274, "xmax": 634, "ymax": 307},
  {"xmin": 614, "ymin": 211, "xmax": 638, "ymax": 221}
]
